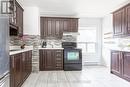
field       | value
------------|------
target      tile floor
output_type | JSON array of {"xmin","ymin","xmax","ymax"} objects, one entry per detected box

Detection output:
[{"xmin": 22, "ymin": 66, "xmax": 130, "ymax": 87}]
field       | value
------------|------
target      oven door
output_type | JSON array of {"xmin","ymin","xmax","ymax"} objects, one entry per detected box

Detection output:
[{"xmin": 64, "ymin": 49, "xmax": 82, "ymax": 64}]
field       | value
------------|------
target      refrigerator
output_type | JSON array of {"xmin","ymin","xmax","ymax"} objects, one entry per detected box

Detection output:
[{"xmin": 0, "ymin": 0, "xmax": 9, "ymax": 86}]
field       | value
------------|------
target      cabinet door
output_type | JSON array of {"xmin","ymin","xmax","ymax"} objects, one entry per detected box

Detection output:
[
  {"xmin": 59, "ymin": 19, "xmax": 63, "ymax": 38},
  {"xmin": 28, "ymin": 51, "xmax": 32, "ymax": 74},
  {"xmin": 44, "ymin": 50, "xmax": 55, "ymax": 70},
  {"xmin": 39, "ymin": 50, "xmax": 44, "ymax": 70},
  {"xmin": 21, "ymin": 52, "xmax": 26, "ymax": 81},
  {"xmin": 47, "ymin": 18, "xmax": 53, "ymax": 37},
  {"xmin": 16, "ymin": 1, "xmax": 23, "ymax": 36},
  {"xmin": 111, "ymin": 51, "xmax": 121, "ymax": 76},
  {"xmin": 51, "ymin": 18, "xmax": 56, "ymax": 37},
  {"xmin": 126, "ymin": 4, "xmax": 130, "ymax": 34},
  {"xmin": 14, "ymin": 53, "xmax": 22, "ymax": 87},
  {"xmin": 63, "ymin": 19, "xmax": 71, "ymax": 32},
  {"xmin": 40, "ymin": 17, "xmax": 44, "ymax": 38},
  {"xmin": 113, "ymin": 8, "xmax": 125, "ymax": 37},
  {"xmin": 9, "ymin": 0, "xmax": 17, "ymax": 25},
  {"xmin": 122, "ymin": 52, "xmax": 130, "ymax": 81},
  {"xmin": 55, "ymin": 19, "xmax": 60, "ymax": 37},
  {"xmin": 55, "ymin": 18, "xmax": 63, "ymax": 38},
  {"xmin": 10, "ymin": 56, "xmax": 15, "ymax": 87},
  {"xmin": 70, "ymin": 18, "xmax": 78, "ymax": 32}
]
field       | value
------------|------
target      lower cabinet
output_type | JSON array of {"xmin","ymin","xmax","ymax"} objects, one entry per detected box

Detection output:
[
  {"xmin": 111, "ymin": 51, "xmax": 130, "ymax": 82},
  {"xmin": 122, "ymin": 52, "xmax": 130, "ymax": 81},
  {"xmin": 111, "ymin": 51, "xmax": 121, "ymax": 76},
  {"xmin": 39, "ymin": 49, "xmax": 63, "ymax": 70},
  {"xmin": 10, "ymin": 51, "xmax": 32, "ymax": 87}
]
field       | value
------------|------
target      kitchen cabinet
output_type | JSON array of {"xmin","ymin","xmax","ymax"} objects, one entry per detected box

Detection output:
[
  {"xmin": 39, "ymin": 49, "xmax": 63, "ymax": 70},
  {"xmin": 63, "ymin": 18, "xmax": 78, "ymax": 32},
  {"xmin": 113, "ymin": 3, "xmax": 130, "ymax": 37},
  {"xmin": 10, "ymin": 53, "xmax": 22, "ymax": 87},
  {"xmin": 40, "ymin": 17, "xmax": 64, "ymax": 39},
  {"xmin": 63, "ymin": 18, "xmax": 71, "ymax": 32},
  {"xmin": 55, "ymin": 18, "xmax": 64, "ymax": 38},
  {"xmin": 40, "ymin": 17, "xmax": 78, "ymax": 39},
  {"xmin": 10, "ymin": 51, "xmax": 32, "ymax": 87},
  {"xmin": 16, "ymin": 1, "xmax": 24, "ymax": 36},
  {"xmin": 9, "ymin": 0, "xmax": 17, "ymax": 26},
  {"xmin": 10, "ymin": 0, "xmax": 24, "ymax": 36},
  {"xmin": 126, "ymin": 4, "xmax": 130, "ymax": 34},
  {"xmin": 111, "ymin": 50, "xmax": 130, "ymax": 82},
  {"xmin": 113, "ymin": 8, "xmax": 125, "ymax": 37},
  {"xmin": 122, "ymin": 52, "xmax": 130, "ymax": 81},
  {"xmin": 70, "ymin": 18, "xmax": 78, "ymax": 32},
  {"xmin": 111, "ymin": 51, "xmax": 121, "ymax": 76}
]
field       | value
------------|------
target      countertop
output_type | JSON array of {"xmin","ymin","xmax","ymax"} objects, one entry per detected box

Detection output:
[
  {"xmin": 38, "ymin": 47, "xmax": 64, "ymax": 50},
  {"xmin": 10, "ymin": 46, "xmax": 33, "ymax": 55},
  {"xmin": 111, "ymin": 47, "xmax": 130, "ymax": 52}
]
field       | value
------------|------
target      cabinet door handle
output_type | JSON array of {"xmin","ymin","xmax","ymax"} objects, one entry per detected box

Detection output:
[
  {"xmin": 23, "ymin": 57, "xmax": 25, "ymax": 61},
  {"xmin": 12, "ymin": 57, "xmax": 15, "ymax": 69},
  {"xmin": 22, "ymin": 53, "xmax": 25, "ymax": 61}
]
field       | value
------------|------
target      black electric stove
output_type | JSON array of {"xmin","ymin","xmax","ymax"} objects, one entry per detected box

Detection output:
[{"xmin": 62, "ymin": 42, "xmax": 82, "ymax": 71}]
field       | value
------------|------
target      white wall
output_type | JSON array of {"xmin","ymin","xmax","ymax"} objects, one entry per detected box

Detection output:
[
  {"xmin": 102, "ymin": 14, "xmax": 113, "ymax": 67},
  {"xmin": 23, "ymin": 7, "xmax": 40, "ymax": 35}
]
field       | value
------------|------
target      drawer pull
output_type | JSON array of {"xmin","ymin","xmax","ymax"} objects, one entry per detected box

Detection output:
[
  {"xmin": 56, "ymin": 54, "xmax": 61, "ymax": 56},
  {"xmin": 12, "ymin": 57, "xmax": 15, "ymax": 68}
]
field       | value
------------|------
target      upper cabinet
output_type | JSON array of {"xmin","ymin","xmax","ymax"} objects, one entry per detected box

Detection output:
[
  {"xmin": 113, "ymin": 8, "xmax": 125, "ymax": 37},
  {"xmin": 113, "ymin": 3, "xmax": 130, "ymax": 38},
  {"xmin": 63, "ymin": 18, "xmax": 78, "ymax": 32},
  {"xmin": 10, "ymin": 0, "xmax": 24, "ymax": 36},
  {"xmin": 126, "ymin": 5, "xmax": 130, "ymax": 34},
  {"xmin": 16, "ymin": 1, "xmax": 24, "ymax": 36},
  {"xmin": 40, "ymin": 17, "xmax": 79, "ymax": 39}
]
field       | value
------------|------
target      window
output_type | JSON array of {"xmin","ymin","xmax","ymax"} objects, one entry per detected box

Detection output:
[
  {"xmin": 77, "ymin": 27, "xmax": 96, "ymax": 42},
  {"xmin": 87, "ymin": 43, "xmax": 96, "ymax": 53},
  {"xmin": 77, "ymin": 27, "xmax": 97, "ymax": 54}
]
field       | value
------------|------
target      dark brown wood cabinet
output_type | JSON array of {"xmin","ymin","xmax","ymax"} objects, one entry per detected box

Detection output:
[
  {"xmin": 122, "ymin": 52, "xmax": 130, "ymax": 81},
  {"xmin": 111, "ymin": 50, "xmax": 130, "ymax": 82},
  {"xmin": 10, "ymin": 0, "xmax": 24, "ymax": 36},
  {"xmin": 113, "ymin": 8, "xmax": 125, "ymax": 37},
  {"xmin": 126, "ymin": 4, "xmax": 130, "ymax": 34},
  {"xmin": 16, "ymin": 1, "xmax": 24, "ymax": 36},
  {"xmin": 9, "ymin": 0, "xmax": 17, "ymax": 26},
  {"xmin": 40, "ymin": 17, "xmax": 78, "ymax": 39},
  {"xmin": 111, "ymin": 51, "xmax": 121, "ymax": 76},
  {"xmin": 39, "ymin": 49, "xmax": 63, "ymax": 71},
  {"xmin": 10, "ymin": 53, "xmax": 22, "ymax": 87},
  {"xmin": 10, "ymin": 51, "xmax": 32, "ymax": 87},
  {"xmin": 113, "ymin": 3, "xmax": 130, "ymax": 37}
]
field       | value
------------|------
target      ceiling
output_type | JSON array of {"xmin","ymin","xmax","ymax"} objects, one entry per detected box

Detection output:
[{"xmin": 19, "ymin": 0, "xmax": 129, "ymax": 17}]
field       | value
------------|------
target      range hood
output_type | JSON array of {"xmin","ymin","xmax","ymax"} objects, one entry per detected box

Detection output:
[{"xmin": 63, "ymin": 32, "xmax": 80, "ymax": 36}]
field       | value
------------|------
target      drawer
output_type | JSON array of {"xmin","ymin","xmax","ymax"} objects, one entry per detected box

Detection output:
[
  {"xmin": 56, "ymin": 67, "xmax": 63, "ymax": 69},
  {"xmin": 56, "ymin": 59, "xmax": 62, "ymax": 62},
  {"xmin": 56, "ymin": 63, "xmax": 62, "ymax": 66},
  {"xmin": 56, "ymin": 61, "xmax": 62, "ymax": 64},
  {"xmin": 55, "ymin": 50, "xmax": 63, "ymax": 54},
  {"xmin": 55, "ymin": 54, "xmax": 62, "ymax": 57}
]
